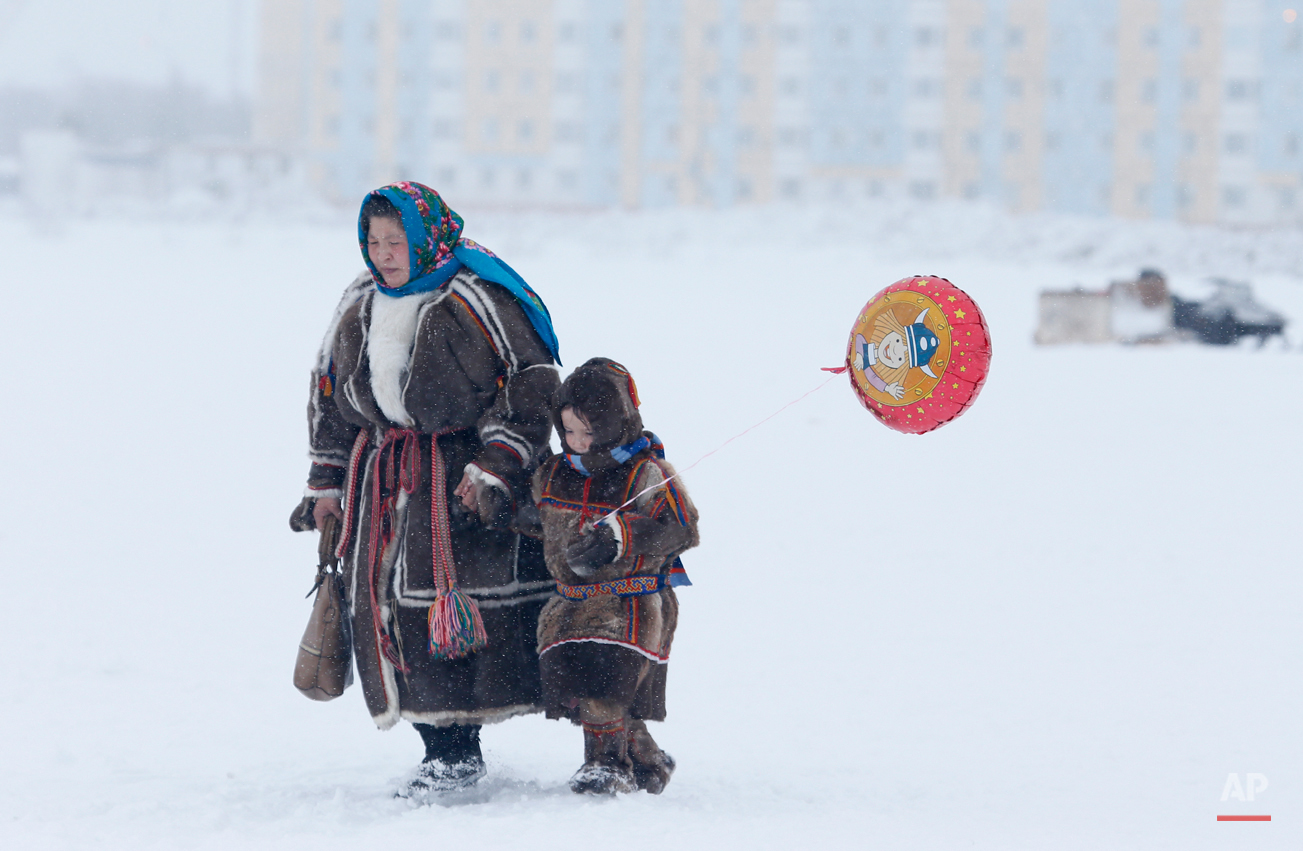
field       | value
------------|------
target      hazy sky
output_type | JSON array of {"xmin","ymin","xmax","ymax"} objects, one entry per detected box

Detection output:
[{"xmin": 0, "ymin": 0, "xmax": 258, "ymax": 96}]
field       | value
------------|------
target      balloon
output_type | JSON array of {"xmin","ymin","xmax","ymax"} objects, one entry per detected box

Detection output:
[{"xmin": 839, "ymin": 275, "xmax": 992, "ymax": 435}]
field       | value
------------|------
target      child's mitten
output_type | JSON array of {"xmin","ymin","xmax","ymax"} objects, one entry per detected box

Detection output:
[{"xmin": 565, "ymin": 525, "xmax": 618, "ymax": 577}]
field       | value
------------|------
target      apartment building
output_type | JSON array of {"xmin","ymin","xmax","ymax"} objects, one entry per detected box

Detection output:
[{"xmin": 256, "ymin": 0, "xmax": 1303, "ymax": 224}]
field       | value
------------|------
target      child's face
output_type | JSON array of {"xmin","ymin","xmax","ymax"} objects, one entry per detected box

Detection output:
[
  {"xmin": 879, "ymin": 331, "xmax": 908, "ymax": 369},
  {"xmin": 560, "ymin": 407, "xmax": 594, "ymax": 454}
]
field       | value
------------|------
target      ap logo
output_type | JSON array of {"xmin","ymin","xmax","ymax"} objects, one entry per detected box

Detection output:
[{"xmin": 1221, "ymin": 773, "xmax": 1269, "ymax": 801}]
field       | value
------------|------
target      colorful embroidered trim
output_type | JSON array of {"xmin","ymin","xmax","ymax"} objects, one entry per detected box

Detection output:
[
  {"xmin": 539, "ymin": 494, "xmax": 621, "ymax": 513},
  {"xmin": 485, "ymin": 439, "xmax": 523, "ymax": 463},
  {"xmin": 555, "ymin": 574, "xmax": 666, "ymax": 600}
]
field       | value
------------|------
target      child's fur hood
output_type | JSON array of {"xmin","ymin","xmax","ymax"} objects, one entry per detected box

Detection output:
[{"xmin": 552, "ymin": 358, "xmax": 645, "ymax": 454}]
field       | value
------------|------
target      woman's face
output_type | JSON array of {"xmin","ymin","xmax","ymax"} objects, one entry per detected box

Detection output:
[
  {"xmin": 879, "ymin": 331, "xmax": 908, "ymax": 369},
  {"xmin": 560, "ymin": 407, "xmax": 594, "ymax": 454},
  {"xmin": 367, "ymin": 216, "xmax": 410, "ymax": 287}
]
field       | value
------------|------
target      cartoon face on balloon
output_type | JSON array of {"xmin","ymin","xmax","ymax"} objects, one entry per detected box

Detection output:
[{"xmin": 852, "ymin": 306, "xmax": 945, "ymax": 402}]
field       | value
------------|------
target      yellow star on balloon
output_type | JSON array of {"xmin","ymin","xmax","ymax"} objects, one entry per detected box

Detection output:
[
  {"xmin": 954, "ymin": 308, "xmax": 966, "ymax": 319},
  {"xmin": 947, "ymin": 295, "xmax": 956, "ymax": 302}
]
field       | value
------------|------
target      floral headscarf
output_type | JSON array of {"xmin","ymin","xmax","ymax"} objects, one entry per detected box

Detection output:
[{"xmin": 358, "ymin": 181, "xmax": 560, "ymax": 364}]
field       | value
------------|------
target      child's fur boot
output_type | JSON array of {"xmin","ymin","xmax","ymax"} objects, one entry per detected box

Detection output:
[
  {"xmin": 570, "ymin": 718, "xmax": 637, "ymax": 795},
  {"xmin": 627, "ymin": 718, "xmax": 675, "ymax": 794}
]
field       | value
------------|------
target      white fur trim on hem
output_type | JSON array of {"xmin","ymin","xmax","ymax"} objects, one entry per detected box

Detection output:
[
  {"xmin": 304, "ymin": 487, "xmax": 344, "ymax": 499},
  {"xmin": 539, "ymin": 637, "xmax": 670, "ymax": 664},
  {"xmin": 398, "ymin": 704, "xmax": 542, "ymax": 728}
]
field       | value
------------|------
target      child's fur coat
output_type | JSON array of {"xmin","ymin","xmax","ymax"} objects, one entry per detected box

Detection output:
[{"xmin": 532, "ymin": 359, "xmax": 699, "ymax": 722}]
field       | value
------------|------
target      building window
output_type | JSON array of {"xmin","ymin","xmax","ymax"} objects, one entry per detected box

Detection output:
[
  {"xmin": 967, "ymin": 78, "xmax": 982, "ymax": 99},
  {"xmin": 1226, "ymin": 80, "xmax": 1259, "ymax": 100},
  {"xmin": 1182, "ymin": 79, "xmax": 1199, "ymax": 101},
  {"xmin": 1224, "ymin": 133, "xmax": 1249, "ymax": 154},
  {"xmin": 557, "ymin": 170, "xmax": 578, "ymax": 190},
  {"xmin": 833, "ymin": 26, "xmax": 850, "ymax": 47},
  {"xmin": 1004, "ymin": 130, "xmax": 1022, "ymax": 152},
  {"xmin": 1188, "ymin": 27, "xmax": 1201, "ymax": 47},
  {"xmin": 1280, "ymin": 186, "xmax": 1297, "ymax": 208},
  {"xmin": 869, "ymin": 78, "xmax": 888, "ymax": 98},
  {"xmin": 438, "ymin": 167, "xmax": 457, "ymax": 188},
  {"xmin": 966, "ymin": 131, "xmax": 981, "ymax": 153},
  {"xmin": 777, "ymin": 127, "xmax": 805, "ymax": 147},
  {"xmin": 485, "ymin": 21, "xmax": 501, "ymax": 44},
  {"xmin": 518, "ymin": 120, "xmax": 534, "ymax": 142},
  {"xmin": 911, "ymin": 130, "xmax": 937, "ymax": 150},
  {"xmin": 868, "ymin": 129, "xmax": 884, "ymax": 149},
  {"xmin": 737, "ymin": 126, "xmax": 756, "ymax": 146},
  {"xmin": 1222, "ymin": 186, "xmax": 1247, "ymax": 207},
  {"xmin": 1045, "ymin": 131, "xmax": 1060, "ymax": 151},
  {"xmin": 968, "ymin": 27, "xmax": 983, "ymax": 48},
  {"xmin": 1183, "ymin": 132, "xmax": 1197, "ymax": 154},
  {"xmin": 780, "ymin": 77, "xmax": 802, "ymax": 96},
  {"xmin": 556, "ymin": 72, "xmax": 580, "ymax": 94},
  {"xmin": 482, "ymin": 118, "xmax": 500, "ymax": 143},
  {"xmin": 558, "ymin": 22, "xmax": 578, "ymax": 42},
  {"xmin": 1099, "ymin": 80, "xmax": 1114, "ymax": 102},
  {"xmin": 963, "ymin": 182, "xmax": 981, "ymax": 199},
  {"xmin": 1286, "ymin": 133, "xmax": 1300, "ymax": 156},
  {"xmin": 779, "ymin": 25, "xmax": 802, "ymax": 45},
  {"xmin": 915, "ymin": 27, "xmax": 939, "ymax": 47},
  {"xmin": 520, "ymin": 21, "xmax": 536, "ymax": 43},
  {"xmin": 913, "ymin": 78, "xmax": 940, "ymax": 98},
  {"xmin": 1006, "ymin": 78, "xmax": 1023, "ymax": 98},
  {"xmin": 910, "ymin": 181, "xmax": 936, "ymax": 200},
  {"xmin": 1135, "ymin": 184, "xmax": 1150, "ymax": 206},
  {"xmin": 1144, "ymin": 28, "xmax": 1160, "ymax": 47},
  {"xmin": 1177, "ymin": 184, "xmax": 1192, "ymax": 208},
  {"xmin": 779, "ymin": 178, "xmax": 802, "ymax": 199},
  {"xmin": 1007, "ymin": 27, "xmax": 1024, "ymax": 47},
  {"xmin": 554, "ymin": 122, "xmax": 580, "ymax": 143},
  {"xmin": 519, "ymin": 71, "xmax": 535, "ymax": 94},
  {"xmin": 481, "ymin": 169, "xmax": 496, "ymax": 189},
  {"xmin": 484, "ymin": 71, "xmax": 500, "ymax": 93},
  {"xmin": 1048, "ymin": 79, "xmax": 1063, "ymax": 99},
  {"xmin": 516, "ymin": 169, "xmax": 531, "ymax": 189},
  {"xmin": 735, "ymin": 178, "xmax": 753, "ymax": 200},
  {"xmin": 740, "ymin": 75, "xmax": 756, "ymax": 96},
  {"xmin": 1142, "ymin": 79, "xmax": 1157, "ymax": 102},
  {"xmin": 866, "ymin": 180, "xmax": 884, "ymax": 197},
  {"xmin": 1140, "ymin": 132, "xmax": 1154, "ymax": 153},
  {"xmin": 1100, "ymin": 133, "xmax": 1113, "ymax": 151}
]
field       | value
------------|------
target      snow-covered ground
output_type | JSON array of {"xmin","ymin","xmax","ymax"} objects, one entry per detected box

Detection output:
[{"xmin": 2, "ymin": 202, "xmax": 1300, "ymax": 849}]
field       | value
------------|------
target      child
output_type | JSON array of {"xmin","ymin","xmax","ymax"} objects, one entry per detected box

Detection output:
[{"xmin": 531, "ymin": 358, "xmax": 699, "ymax": 795}]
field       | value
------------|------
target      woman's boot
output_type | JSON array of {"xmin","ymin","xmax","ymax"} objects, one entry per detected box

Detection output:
[{"xmin": 398, "ymin": 723, "xmax": 487, "ymax": 797}]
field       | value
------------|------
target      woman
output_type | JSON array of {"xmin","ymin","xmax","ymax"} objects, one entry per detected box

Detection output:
[{"xmin": 289, "ymin": 181, "xmax": 561, "ymax": 796}]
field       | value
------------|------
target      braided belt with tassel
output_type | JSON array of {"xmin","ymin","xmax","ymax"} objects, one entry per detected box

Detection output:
[{"xmin": 333, "ymin": 427, "xmax": 488, "ymax": 672}]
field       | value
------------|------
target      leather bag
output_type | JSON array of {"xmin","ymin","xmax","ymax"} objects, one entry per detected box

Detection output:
[{"xmin": 293, "ymin": 515, "xmax": 354, "ymax": 700}]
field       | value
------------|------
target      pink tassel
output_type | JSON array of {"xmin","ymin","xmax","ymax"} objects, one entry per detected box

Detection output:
[{"xmin": 428, "ymin": 588, "xmax": 488, "ymax": 660}]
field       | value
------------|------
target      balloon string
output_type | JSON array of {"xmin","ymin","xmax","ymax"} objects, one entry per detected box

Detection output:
[{"xmin": 592, "ymin": 374, "xmax": 840, "ymax": 526}]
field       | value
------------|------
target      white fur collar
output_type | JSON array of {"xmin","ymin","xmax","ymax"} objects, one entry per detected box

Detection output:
[{"xmin": 367, "ymin": 290, "xmax": 436, "ymax": 427}]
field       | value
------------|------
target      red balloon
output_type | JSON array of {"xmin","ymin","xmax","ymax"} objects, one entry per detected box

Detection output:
[{"xmin": 840, "ymin": 276, "xmax": 992, "ymax": 435}]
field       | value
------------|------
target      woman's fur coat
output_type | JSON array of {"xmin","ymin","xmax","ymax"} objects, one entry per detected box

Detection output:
[{"xmin": 296, "ymin": 269, "xmax": 559, "ymax": 730}]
